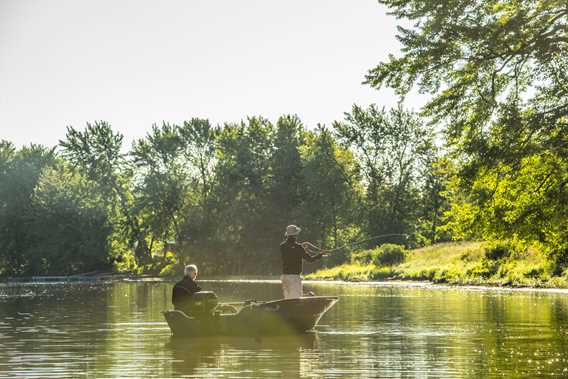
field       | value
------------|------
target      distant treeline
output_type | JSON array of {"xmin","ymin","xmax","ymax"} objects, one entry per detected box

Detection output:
[
  {"xmin": 1, "ymin": 0, "xmax": 566, "ymax": 277},
  {"xmin": 0, "ymin": 106, "xmax": 446, "ymax": 276}
]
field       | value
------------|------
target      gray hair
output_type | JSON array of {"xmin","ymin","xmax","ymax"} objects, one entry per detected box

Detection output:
[{"xmin": 184, "ymin": 264, "xmax": 198, "ymax": 277}]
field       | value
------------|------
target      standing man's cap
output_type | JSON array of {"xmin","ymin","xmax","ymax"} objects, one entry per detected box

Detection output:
[{"xmin": 285, "ymin": 225, "xmax": 301, "ymax": 236}]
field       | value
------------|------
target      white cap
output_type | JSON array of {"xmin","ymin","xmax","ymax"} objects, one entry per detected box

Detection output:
[{"xmin": 285, "ymin": 225, "xmax": 301, "ymax": 236}]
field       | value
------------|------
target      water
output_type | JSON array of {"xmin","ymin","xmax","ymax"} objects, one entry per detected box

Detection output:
[{"xmin": 1, "ymin": 280, "xmax": 567, "ymax": 378}]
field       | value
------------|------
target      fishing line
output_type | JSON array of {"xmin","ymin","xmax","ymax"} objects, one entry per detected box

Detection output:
[{"xmin": 307, "ymin": 233, "xmax": 409, "ymax": 253}]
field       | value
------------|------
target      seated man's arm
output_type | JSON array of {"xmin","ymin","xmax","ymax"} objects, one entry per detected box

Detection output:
[{"xmin": 192, "ymin": 282, "xmax": 202, "ymax": 292}]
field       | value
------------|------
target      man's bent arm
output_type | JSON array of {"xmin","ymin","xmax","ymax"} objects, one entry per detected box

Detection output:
[{"xmin": 302, "ymin": 250, "xmax": 324, "ymax": 262}]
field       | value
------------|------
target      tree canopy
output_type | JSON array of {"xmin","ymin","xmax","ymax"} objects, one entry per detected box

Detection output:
[{"xmin": 368, "ymin": 0, "xmax": 567, "ymax": 267}]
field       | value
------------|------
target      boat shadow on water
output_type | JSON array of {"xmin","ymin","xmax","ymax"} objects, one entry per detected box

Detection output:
[{"xmin": 165, "ymin": 333, "xmax": 320, "ymax": 377}]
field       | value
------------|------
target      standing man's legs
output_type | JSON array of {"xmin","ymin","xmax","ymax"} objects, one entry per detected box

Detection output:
[{"xmin": 281, "ymin": 274, "xmax": 302, "ymax": 299}]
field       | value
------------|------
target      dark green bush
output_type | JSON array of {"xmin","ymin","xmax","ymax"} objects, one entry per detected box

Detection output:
[
  {"xmin": 523, "ymin": 266, "xmax": 545, "ymax": 279},
  {"xmin": 548, "ymin": 245, "xmax": 568, "ymax": 275},
  {"xmin": 373, "ymin": 244, "xmax": 407, "ymax": 266},
  {"xmin": 484, "ymin": 241, "xmax": 514, "ymax": 260}
]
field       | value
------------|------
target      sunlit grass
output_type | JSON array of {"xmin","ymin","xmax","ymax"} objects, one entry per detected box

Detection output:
[
  {"xmin": 308, "ymin": 263, "xmax": 378, "ymax": 281},
  {"xmin": 396, "ymin": 242, "xmax": 485, "ymax": 283},
  {"xmin": 308, "ymin": 242, "xmax": 568, "ymax": 288}
]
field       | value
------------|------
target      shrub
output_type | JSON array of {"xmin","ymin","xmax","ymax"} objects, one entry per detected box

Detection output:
[
  {"xmin": 351, "ymin": 250, "xmax": 374, "ymax": 265},
  {"xmin": 373, "ymin": 244, "xmax": 407, "ymax": 266},
  {"xmin": 370, "ymin": 266, "xmax": 396, "ymax": 280},
  {"xmin": 547, "ymin": 245, "xmax": 568, "ymax": 275},
  {"xmin": 114, "ymin": 249, "xmax": 140, "ymax": 274},
  {"xmin": 522, "ymin": 266, "xmax": 546, "ymax": 279},
  {"xmin": 466, "ymin": 259, "xmax": 499, "ymax": 279},
  {"xmin": 484, "ymin": 241, "xmax": 514, "ymax": 260}
]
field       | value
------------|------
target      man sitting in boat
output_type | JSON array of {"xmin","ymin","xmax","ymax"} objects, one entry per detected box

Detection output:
[
  {"xmin": 172, "ymin": 264, "xmax": 202, "ymax": 315},
  {"xmin": 280, "ymin": 225, "xmax": 327, "ymax": 299}
]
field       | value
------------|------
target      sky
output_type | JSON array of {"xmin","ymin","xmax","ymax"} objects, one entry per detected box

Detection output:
[{"xmin": 0, "ymin": 0, "xmax": 424, "ymax": 148}]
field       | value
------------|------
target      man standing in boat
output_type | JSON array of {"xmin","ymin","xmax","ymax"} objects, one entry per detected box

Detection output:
[
  {"xmin": 280, "ymin": 225, "xmax": 327, "ymax": 299},
  {"xmin": 172, "ymin": 264, "xmax": 201, "ymax": 314}
]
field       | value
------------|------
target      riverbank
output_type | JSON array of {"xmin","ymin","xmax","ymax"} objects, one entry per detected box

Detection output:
[
  {"xmin": 3, "ymin": 242, "xmax": 567, "ymax": 290},
  {"xmin": 307, "ymin": 242, "xmax": 568, "ymax": 289}
]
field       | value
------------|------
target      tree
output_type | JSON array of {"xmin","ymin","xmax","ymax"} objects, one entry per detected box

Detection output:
[
  {"xmin": 0, "ymin": 143, "xmax": 56, "ymax": 275},
  {"xmin": 60, "ymin": 122, "xmax": 146, "ymax": 262},
  {"xmin": 367, "ymin": 0, "xmax": 568, "ymax": 266},
  {"xmin": 131, "ymin": 123, "xmax": 189, "ymax": 259},
  {"xmin": 269, "ymin": 115, "xmax": 307, "ymax": 236},
  {"xmin": 334, "ymin": 105, "xmax": 440, "ymax": 245},
  {"xmin": 30, "ymin": 164, "xmax": 112, "ymax": 274},
  {"xmin": 0, "ymin": 142, "xmax": 113, "ymax": 276},
  {"xmin": 175, "ymin": 119, "xmax": 219, "ymax": 265},
  {"xmin": 301, "ymin": 126, "xmax": 362, "ymax": 264},
  {"xmin": 178, "ymin": 118, "xmax": 218, "ymax": 210},
  {"xmin": 211, "ymin": 117, "xmax": 276, "ymax": 273}
]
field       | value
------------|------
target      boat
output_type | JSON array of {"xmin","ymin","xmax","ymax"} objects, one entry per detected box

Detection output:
[{"xmin": 163, "ymin": 292, "xmax": 338, "ymax": 337}]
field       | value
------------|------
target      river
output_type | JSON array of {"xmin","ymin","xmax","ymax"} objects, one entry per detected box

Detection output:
[{"xmin": 1, "ymin": 279, "xmax": 567, "ymax": 378}]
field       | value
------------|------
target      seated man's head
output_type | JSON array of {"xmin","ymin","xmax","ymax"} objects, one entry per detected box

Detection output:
[
  {"xmin": 184, "ymin": 264, "xmax": 198, "ymax": 280},
  {"xmin": 285, "ymin": 224, "xmax": 301, "ymax": 241}
]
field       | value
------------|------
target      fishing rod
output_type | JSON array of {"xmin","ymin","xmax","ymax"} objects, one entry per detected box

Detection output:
[{"xmin": 303, "ymin": 233, "xmax": 409, "ymax": 253}]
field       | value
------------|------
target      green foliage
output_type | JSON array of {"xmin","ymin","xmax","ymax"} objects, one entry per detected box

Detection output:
[
  {"xmin": 269, "ymin": 115, "xmax": 306, "ymax": 231},
  {"xmin": 306, "ymin": 263, "xmax": 377, "ymax": 281},
  {"xmin": 466, "ymin": 259, "xmax": 499, "ymax": 279},
  {"xmin": 0, "ymin": 143, "xmax": 57, "ymax": 275},
  {"xmin": 29, "ymin": 165, "xmax": 112, "ymax": 274},
  {"xmin": 59, "ymin": 122, "xmax": 145, "ymax": 262},
  {"xmin": 334, "ymin": 105, "xmax": 447, "ymax": 246},
  {"xmin": 484, "ymin": 241, "xmax": 515, "ymax": 261},
  {"xmin": 301, "ymin": 126, "xmax": 362, "ymax": 255},
  {"xmin": 1, "ymin": 114, "xmax": 563, "ymax": 279},
  {"xmin": 352, "ymin": 243, "xmax": 408, "ymax": 267},
  {"xmin": 159, "ymin": 263, "xmax": 181, "ymax": 278},
  {"xmin": 60, "ymin": 122, "xmax": 124, "ymax": 187},
  {"xmin": 367, "ymin": 0, "xmax": 568, "ymax": 271},
  {"xmin": 157, "ymin": 252, "xmax": 181, "ymax": 277},
  {"xmin": 113, "ymin": 249, "xmax": 139, "ymax": 274},
  {"xmin": 0, "ymin": 143, "xmax": 112, "ymax": 276},
  {"xmin": 311, "ymin": 242, "xmax": 567, "ymax": 288},
  {"xmin": 351, "ymin": 250, "xmax": 374, "ymax": 265},
  {"xmin": 211, "ymin": 117, "xmax": 277, "ymax": 273},
  {"xmin": 131, "ymin": 122, "xmax": 192, "ymax": 259},
  {"xmin": 373, "ymin": 244, "xmax": 407, "ymax": 266}
]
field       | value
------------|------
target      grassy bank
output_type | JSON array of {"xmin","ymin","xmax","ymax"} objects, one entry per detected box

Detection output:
[{"xmin": 307, "ymin": 242, "xmax": 568, "ymax": 288}]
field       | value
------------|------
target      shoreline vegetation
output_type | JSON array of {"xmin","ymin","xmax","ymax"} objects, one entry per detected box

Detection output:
[
  {"xmin": 0, "ymin": 251, "xmax": 568, "ymax": 294},
  {"xmin": 3, "ymin": 241, "xmax": 567, "ymax": 291},
  {"xmin": 307, "ymin": 242, "xmax": 568, "ymax": 289}
]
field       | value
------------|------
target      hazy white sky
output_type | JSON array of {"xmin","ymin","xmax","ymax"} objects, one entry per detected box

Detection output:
[{"xmin": 1, "ymin": 0, "xmax": 423, "ymax": 147}]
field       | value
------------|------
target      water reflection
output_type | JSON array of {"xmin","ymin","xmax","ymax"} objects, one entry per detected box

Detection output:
[
  {"xmin": 0, "ymin": 281, "xmax": 567, "ymax": 377},
  {"xmin": 166, "ymin": 334, "xmax": 319, "ymax": 378}
]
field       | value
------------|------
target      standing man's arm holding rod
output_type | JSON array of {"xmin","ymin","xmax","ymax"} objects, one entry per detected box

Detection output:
[{"xmin": 301, "ymin": 241, "xmax": 328, "ymax": 257}]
